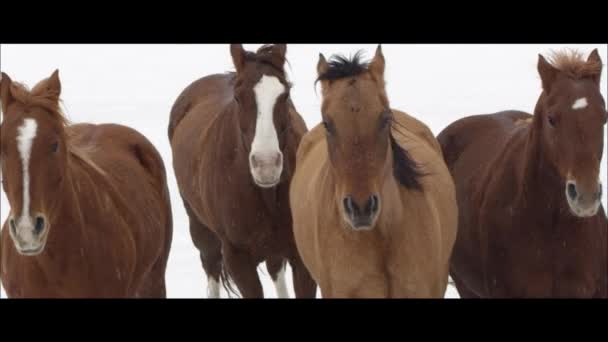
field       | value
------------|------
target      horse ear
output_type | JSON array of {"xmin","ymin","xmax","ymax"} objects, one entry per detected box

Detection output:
[
  {"xmin": 270, "ymin": 44, "xmax": 287, "ymax": 69},
  {"xmin": 230, "ymin": 44, "xmax": 246, "ymax": 73},
  {"xmin": 538, "ymin": 54, "xmax": 559, "ymax": 92},
  {"xmin": 47, "ymin": 69, "xmax": 61, "ymax": 100},
  {"xmin": 0, "ymin": 72, "xmax": 15, "ymax": 115},
  {"xmin": 317, "ymin": 53, "xmax": 329, "ymax": 77},
  {"xmin": 369, "ymin": 45, "xmax": 385, "ymax": 83},
  {"xmin": 587, "ymin": 48, "xmax": 602, "ymax": 64},
  {"xmin": 38, "ymin": 70, "xmax": 61, "ymax": 102},
  {"xmin": 587, "ymin": 49, "xmax": 603, "ymax": 86}
]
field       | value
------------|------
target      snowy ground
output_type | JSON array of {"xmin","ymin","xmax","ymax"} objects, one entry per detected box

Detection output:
[{"xmin": 1, "ymin": 44, "xmax": 606, "ymax": 299}]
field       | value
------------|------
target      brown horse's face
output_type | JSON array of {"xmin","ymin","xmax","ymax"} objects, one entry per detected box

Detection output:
[
  {"xmin": 537, "ymin": 51, "xmax": 607, "ymax": 218},
  {"xmin": 0, "ymin": 71, "xmax": 67, "ymax": 255},
  {"xmin": 317, "ymin": 48, "xmax": 391, "ymax": 231},
  {"xmin": 230, "ymin": 44, "xmax": 291, "ymax": 188}
]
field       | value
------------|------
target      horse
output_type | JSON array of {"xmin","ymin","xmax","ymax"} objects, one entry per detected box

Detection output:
[
  {"xmin": 437, "ymin": 49, "xmax": 608, "ymax": 298},
  {"xmin": 290, "ymin": 46, "xmax": 458, "ymax": 298},
  {"xmin": 168, "ymin": 44, "xmax": 316, "ymax": 298},
  {"xmin": 0, "ymin": 70, "xmax": 173, "ymax": 298}
]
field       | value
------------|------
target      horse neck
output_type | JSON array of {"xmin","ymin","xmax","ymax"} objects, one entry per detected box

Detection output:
[
  {"xmin": 223, "ymin": 101, "xmax": 249, "ymax": 154},
  {"xmin": 517, "ymin": 95, "xmax": 564, "ymax": 210}
]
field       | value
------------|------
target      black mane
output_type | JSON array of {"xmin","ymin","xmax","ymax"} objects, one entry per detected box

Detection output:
[
  {"xmin": 390, "ymin": 130, "xmax": 424, "ymax": 191},
  {"xmin": 317, "ymin": 51, "xmax": 369, "ymax": 83}
]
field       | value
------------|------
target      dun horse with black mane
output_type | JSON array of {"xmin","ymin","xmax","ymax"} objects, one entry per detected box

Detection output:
[
  {"xmin": 438, "ymin": 49, "xmax": 608, "ymax": 298},
  {"xmin": 0, "ymin": 70, "xmax": 173, "ymax": 298},
  {"xmin": 169, "ymin": 44, "xmax": 316, "ymax": 298},
  {"xmin": 290, "ymin": 46, "xmax": 457, "ymax": 298}
]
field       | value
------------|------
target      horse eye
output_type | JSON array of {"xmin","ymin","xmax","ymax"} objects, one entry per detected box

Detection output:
[
  {"xmin": 322, "ymin": 120, "xmax": 335, "ymax": 135},
  {"xmin": 547, "ymin": 115, "xmax": 556, "ymax": 127},
  {"xmin": 51, "ymin": 142, "xmax": 59, "ymax": 153}
]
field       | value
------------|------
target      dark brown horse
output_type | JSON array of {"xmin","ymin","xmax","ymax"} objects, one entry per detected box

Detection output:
[
  {"xmin": 438, "ymin": 49, "xmax": 608, "ymax": 298},
  {"xmin": 169, "ymin": 44, "xmax": 316, "ymax": 298},
  {"xmin": 0, "ymin": 70, "xmax": 173, "ymax": 298}
]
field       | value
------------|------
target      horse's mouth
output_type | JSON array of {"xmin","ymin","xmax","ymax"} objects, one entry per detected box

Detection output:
[
  {"xmin": 17, "ymin": 245, "xmax": 45, "ymax": 256},
  {"xmin": 342, "ymin": 215, "xmax": 377, "ymax": 232},
  {"xmin": 254, "ymin": 179, "xmax": 281, "ymax": 188},
  {"xmin": 14, "ymin": 230, "xmax": 49, "ymax": 257}
]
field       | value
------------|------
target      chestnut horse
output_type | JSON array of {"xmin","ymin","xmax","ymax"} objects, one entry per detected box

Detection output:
[
  {"xmin": 290, "ymin": 47, "xmax": 457, "ymax": 298},
  {"xmin": 0, "ymin": 70, "xmax": 173, "ymax": 298},
  {"xmin": 438, "ymin": 49, "xmax": 608, "ymax": 298},
  {"xmin": 169, "ymin": 44, "xmax": 316, "ymax": 298}
]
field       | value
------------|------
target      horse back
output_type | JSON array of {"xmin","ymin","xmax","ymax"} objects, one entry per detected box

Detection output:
[
  {"xmin": 69, "ymin": 122, "xmax": 172, "ymax": 257},
  {"xmin": 168, "ymin": 73, "xmax": 235, "ymax": 141},
  {"xmin": 437, "ymin": 110, "xmax": 532, "ymax": 172}
]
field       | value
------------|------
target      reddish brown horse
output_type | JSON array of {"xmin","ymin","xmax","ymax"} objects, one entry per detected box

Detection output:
[
  {"xmin": 438, "ymin": 49, "xmax": 608, "ymax": 298},
  {"xmin": 169, "ymin": 44, "xmax": 316, "ymax": 298},
  {"xmin": 0, "ymin": 70, "xmax": 173, "ymax": 298}
]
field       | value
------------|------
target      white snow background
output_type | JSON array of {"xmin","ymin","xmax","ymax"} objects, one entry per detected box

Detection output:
[{"xmin": 1, "ymin": 44, "xmax": 606, "ymax": 299}]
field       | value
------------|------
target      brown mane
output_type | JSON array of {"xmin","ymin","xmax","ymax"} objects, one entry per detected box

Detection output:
[
  {"xmin": 547, "ymin": 49, "xmax": 603, "ymax": 79},
  {"xmin": 8, "ymin": 80, "xmax": 70, "ymax": 128},
  {"xmin": 241, "ymin": 44, "xmax": 289, "ymax": 75}
]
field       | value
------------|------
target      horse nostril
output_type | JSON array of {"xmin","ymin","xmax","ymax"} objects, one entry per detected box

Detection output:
[
  {"xmin": 34, "ymin": 216, "xmax": 45, "ymax": 235},
  {"xmin": 567, "ymin": 182, "xmax": 578, "ymax": 200},
  {"xmin": 343, "ymin": 196, "xmax": 355, "ymax": 216},
  {"xmin": 9, "ymin": 218, "xmax": 17, "ymax": 235},
  {"xmin": 365, "ymin": 195, "xmax": 379, "ymax": 216},
  {"xmin": 250, "ymin": 155, "xmax": 258, "ymax": 168},
  {"xmin": 598, "ymin": 185, "xmax": 603, "ymax": 200}
]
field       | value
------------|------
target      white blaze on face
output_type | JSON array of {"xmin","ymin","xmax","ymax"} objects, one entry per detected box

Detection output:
[
  {"xmin": 16, "ymin": 118, "xmax": 37, "ymax": 222},
  {"xmin": 572, "ymin": 97, "xmax": 588, "ymax": 110},
  {"xmin": 249, "ymin": 75, "xmax": 285, "ymax": 187}
]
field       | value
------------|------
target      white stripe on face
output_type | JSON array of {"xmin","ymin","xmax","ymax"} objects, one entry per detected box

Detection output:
[
  {"xmin": 251, "ymin": 75, "xmax": 285, "ymax": 155},
  {"xmin": 16, "ymin": 118, "xmax": 37, "ymax": 220},
  {"xmin": 572, "ymin": 97, "xmax": 588, "ymax": 110},
  {"xmin": 249, "ymin": 75, "xmax": 286, "ymax": 187}
]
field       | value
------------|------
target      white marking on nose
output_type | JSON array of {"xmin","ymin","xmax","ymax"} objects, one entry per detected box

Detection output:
[
  {"xmin": 16, "ymin": 118, "xmax": 38, "ymax": 221},
  {"xmin": 572, "ymin": 97, "xmax": 588, "ymax": 110},
  {"xmin": 273, "ymin": 265, "xmax": 289, "ymax": 298},
  {"xmin": 251, "ymin": 75, "xmax": 285, "ymax": 158}
]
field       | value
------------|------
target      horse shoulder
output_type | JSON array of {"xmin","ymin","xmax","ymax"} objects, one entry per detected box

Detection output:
[
  {"xmin": 392, "ymin": 110, "xmax": 442, "ymax": 154},
  {"xmin": 288, "ymin": 107, "xmax": 308, "ymax": 140},
  {"xmin": 295, "ymin": 123, "xmax": 325, "ymax": 165}
]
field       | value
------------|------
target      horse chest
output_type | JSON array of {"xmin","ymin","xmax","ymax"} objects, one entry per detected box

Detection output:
[{"xmin": 484, "ymin": 211, "xmax": 605, "ymax": 297}]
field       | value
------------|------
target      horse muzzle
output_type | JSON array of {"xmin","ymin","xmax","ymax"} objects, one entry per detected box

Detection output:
[{"xmin": 8, "ymin": 214, "xmax": 49, "ymax": 256}]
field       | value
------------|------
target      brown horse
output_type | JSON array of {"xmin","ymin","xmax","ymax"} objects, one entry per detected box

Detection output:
[
  {"xmin": 290, "ymin": 47, "xmax": 457, "ymax": 298},
  {"xmin": 0, "ymin": 70, "xmax": 173, "ymax": 298},
  {"xmin": 169, "ymin": 44, "xmax": 316, "ymax": 298},
  {"xmin": 438, "ymin": 49, "xmax": 608, "ymax": 298}
]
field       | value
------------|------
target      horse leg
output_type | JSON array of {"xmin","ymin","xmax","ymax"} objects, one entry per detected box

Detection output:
[
  {"xmin": 137, "ymin": 267, "xmax": 167, "ymax": 298},
  {"xmin": 450, "ymin": 272, "xmax": 481, "ymax": 298},
  {"xmin": 289, "ymin": 254, "xmax": 317, "ymax": 298},
  {"xmin": 223, "ymin": 244, "xmax": 263, "ymax": 298},
  {"xmin": 266, "ymin": 257, "xmax": 289, "ymax": 298},
  {"xmin": 185, "ymin": 202, "xmax": 222, "ymax": 298}
]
